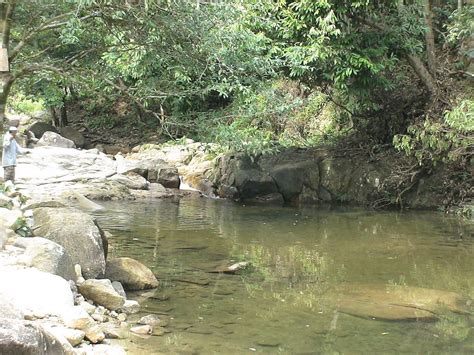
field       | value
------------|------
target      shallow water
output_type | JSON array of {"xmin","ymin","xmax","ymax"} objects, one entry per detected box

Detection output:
[{"xmin": 94, "ymin": 197, "xmax": 474, "ymax": 354}]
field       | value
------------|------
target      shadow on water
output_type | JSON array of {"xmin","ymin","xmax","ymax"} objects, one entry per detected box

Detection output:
[{"xmin": 94, "ymin": 196, "xmax": 474, "ymax": 354}]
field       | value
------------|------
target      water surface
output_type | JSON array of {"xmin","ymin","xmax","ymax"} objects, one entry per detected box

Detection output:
[{"xmin": 95, "ymin": 197, "xmax": 474, "ymax": 354}]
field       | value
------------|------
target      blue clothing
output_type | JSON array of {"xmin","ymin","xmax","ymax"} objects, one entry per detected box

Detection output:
[{"xmin": 2, "ymin": 133, "xmax": 23, "ymax": 167}]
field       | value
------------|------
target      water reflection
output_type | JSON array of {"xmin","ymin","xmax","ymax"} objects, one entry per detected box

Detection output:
[{"xmin": 94, "ymin": 197, "xmax": 474, "ymax": 354}]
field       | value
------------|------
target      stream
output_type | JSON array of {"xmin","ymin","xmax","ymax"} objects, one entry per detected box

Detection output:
[{"xmin": 94, "ymin": 196, "xmax": 474, "ymax": 354}]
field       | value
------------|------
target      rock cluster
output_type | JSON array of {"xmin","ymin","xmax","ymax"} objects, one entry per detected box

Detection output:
[{"xmin": 0, "ymin": 185, "xmax": 160, "ymax": 355}]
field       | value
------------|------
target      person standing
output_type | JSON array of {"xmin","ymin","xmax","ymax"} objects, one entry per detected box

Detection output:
[{"xmin": 2, "ymin": 126, "xmax": 26, "ymax": 183}]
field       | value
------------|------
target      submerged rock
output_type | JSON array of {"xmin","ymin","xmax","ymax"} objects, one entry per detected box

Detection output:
[
  {"xmin": 137, "ymin": 315, "xmax": 169, "ymax": 327},
  {"xmin": 329, "ymin": 283, "xmax": 472, "ymax": 321},
  {"xmin": 105, "ymin": 257, "xmax": 159, "ymax": 291},
  {"xmin": 78, "ymin": 279, "xmax": 125, "ymax": 311},
  {"xmin": 211, "ymin": 261, "xmax": 251, "ymax": 274}
]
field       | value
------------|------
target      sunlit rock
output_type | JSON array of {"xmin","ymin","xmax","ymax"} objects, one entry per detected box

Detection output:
[{"xmin": 105, "ymin": 257, "xmax": 159, "ymax": 291}]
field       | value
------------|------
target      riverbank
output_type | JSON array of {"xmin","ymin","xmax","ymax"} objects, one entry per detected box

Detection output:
[
  {"xmin": 1, "ymin": 139, "xmax": 472, "ymax": 353},
  {"xmin": 0, "ymin": 146, "xmax": 177, "ymax": 353}
]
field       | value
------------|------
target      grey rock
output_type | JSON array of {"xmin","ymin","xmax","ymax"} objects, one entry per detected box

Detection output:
[
  {"xmin": 109, "ymin": 173, "xmax": 149, "ymax": 190},
  {"xmin": 14, "ymin": 237, "xmax": 75, "ymax": 281},
  {"xmin": 37, "ymin": 131, "xmax": 76, "ymax": 149},
  {"xmin": 33, "ymin": 207, "xmax": 107, "ymax": 279},
  {"xmin": 0, "ymin": 318, "xmax": 71, "ymax": 355},
  {"xmin": 120, "ymin": 300, "xmax": 140, "ymax": 315},
  {"xmin": 111, "ymin": 281, "xmax": 127, "ymax": 299}
]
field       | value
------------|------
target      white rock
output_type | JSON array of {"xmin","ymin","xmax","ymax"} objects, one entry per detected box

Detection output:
[{"xmin": 0, "ymin": 267, "xmax": 74, "ymax": 317}]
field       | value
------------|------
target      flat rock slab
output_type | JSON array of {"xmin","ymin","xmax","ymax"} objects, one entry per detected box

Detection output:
[{"xmin": 327, "ymin": 283, "xmax": 472, "ymax": 321}]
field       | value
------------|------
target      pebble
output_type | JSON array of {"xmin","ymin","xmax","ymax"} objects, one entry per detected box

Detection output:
[{"xmin": 130, "ymin": 325, "xmax": 153, "ymax": 335}]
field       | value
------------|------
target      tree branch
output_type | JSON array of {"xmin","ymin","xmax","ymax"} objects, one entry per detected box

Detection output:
[{"xmin": 9, "ymin": 11, "xmax": 100, "ymax": 62}]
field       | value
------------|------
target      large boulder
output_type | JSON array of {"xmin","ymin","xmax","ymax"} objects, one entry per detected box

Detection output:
[
  {"xmin": 36, "ymin": 132, "xmax": 76, "ymax": 149},
  {"xmin": 0, "ymin": 267, "xmax": 74, "ymax": 317},
  {"xmin": 0, "ymin": 319, "xmax": 72, "ymax": 355},
  {"xmin": 28, "ymin": 122, "xmax": 58, "ymax": 139},
  {"xmin": 14, "ymin": 237, "xmax": 75, "ymax": 281},
  {"xmin": 78, "ymin": 279, "xmax": 125, "ymax": 311},
  {"xmin": 58, "ymin": 127, "xmax": 86, "ymax": 148},
  {"xmin": 33, "ymin": 207, "xmax": 107, "ymax": 279},
  {"xmin": 105, "ymin": 257, "xmax": 159, "ymax": 291}
]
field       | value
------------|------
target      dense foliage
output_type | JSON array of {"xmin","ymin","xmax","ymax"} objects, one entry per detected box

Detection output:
[{"xmin": 3, "ymin": 0, "xmax": 473, "ymax": 163}]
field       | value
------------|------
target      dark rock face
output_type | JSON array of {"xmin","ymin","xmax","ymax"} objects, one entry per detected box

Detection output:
[
  {"xmin": 214, "ymin": 149, "xmax": 396, "ymax": 206},
  {"xmin": 27, "ymin": 122, "xmax": 58, "ymax": 139}
]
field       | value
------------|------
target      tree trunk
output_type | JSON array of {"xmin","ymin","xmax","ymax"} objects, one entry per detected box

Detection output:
[
  {"xmin": 0, "ymin": 1, "xmax": 16, "ymax": 135},
  {"xmin": 423, "ymin": 0, "xmax": 436, "ymax": 75},
  {"xmin": 406, "ymin": 54, "xmax": 437, "ymax": 93},
  {"xmin": 458, "ymin": 0, "xmax": 463, "ymax": 10},
  {"xmin": 0, "ymin": 73, "xmax": 13, "ymax": 132},
  {"xmin": 396, "ymin": 1, "xmax": 437, "ymax": 94}
]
